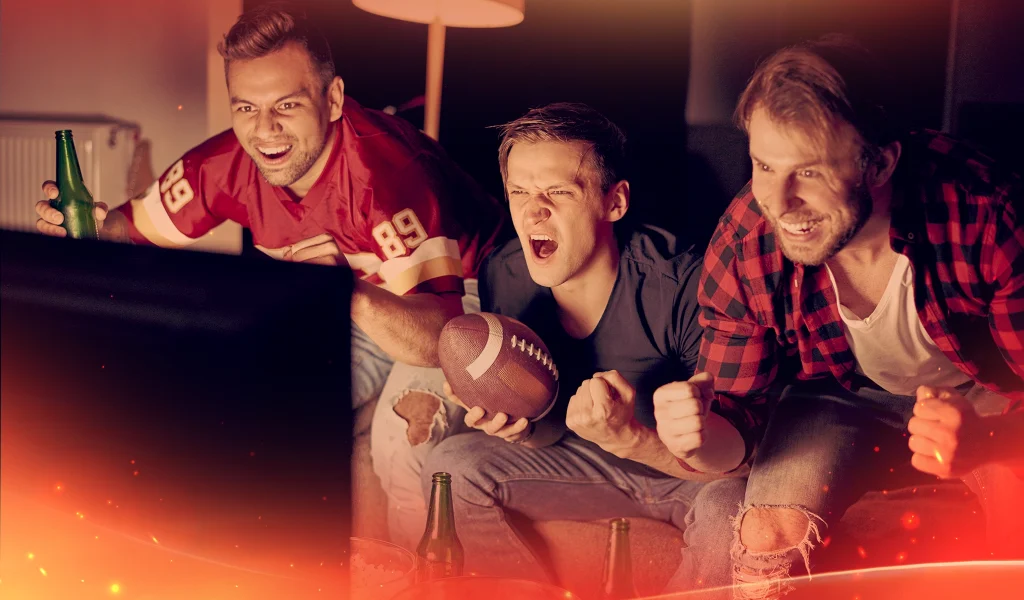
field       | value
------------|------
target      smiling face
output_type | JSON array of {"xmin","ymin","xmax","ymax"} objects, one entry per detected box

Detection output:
[
  {"xmin": 227, "ymin": 42, "xmax": 343, "ymax": 195},
  {"xmin": 748, "ymin": 106, "xmax": 873, "ymax": 266},
  {"xmin": 505, "ymin": 140, "xmax": 624, "ymax": 289}
]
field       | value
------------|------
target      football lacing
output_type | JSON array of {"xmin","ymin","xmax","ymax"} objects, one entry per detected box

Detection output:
[{"xmin": 509, "ymin": 334, "xmax": 559, "ymax": 381}]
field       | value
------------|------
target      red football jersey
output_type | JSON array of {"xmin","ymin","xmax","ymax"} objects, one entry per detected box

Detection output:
[{"xmin": 119, "ymin": 97, "xmax": 506, "ymax": 296}]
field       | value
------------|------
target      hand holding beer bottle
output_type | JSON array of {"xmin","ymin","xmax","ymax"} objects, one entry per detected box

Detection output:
[
  {"xmin": 35, "ymin": 130, "xmax": 126, "ymax": 241},
  {"xmin": 35, "ymin": 181, "xmax": 108, "ymax": 238},
  {"xmin": 34, "ymin": 130, "xmax": 102, "ymax": 239}
]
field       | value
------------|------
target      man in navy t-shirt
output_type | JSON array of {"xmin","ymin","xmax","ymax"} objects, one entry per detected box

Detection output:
[{"xmin": 373, "ymin": 103, "xmax": 749, "ymax": 592}]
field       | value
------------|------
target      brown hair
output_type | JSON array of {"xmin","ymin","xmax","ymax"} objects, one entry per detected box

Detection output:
[
  {"xmin": 218, "ymin": 2, "xmax": 336, "ymax": 91},
  {"xmin": 735, "ymin": 35, "xmax": 897, "ymax": 167},
  {"xmin": 495, "ymin": 102, "xmax": 628, "ymax": 196}
]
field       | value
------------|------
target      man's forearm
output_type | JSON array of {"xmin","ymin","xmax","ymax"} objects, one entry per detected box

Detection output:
[
  {"xmin": 604, "ymin": 423, "xmax": 743, "ymax": 481},
  {"xmin": 683, "ymin": 411, "xmax": 748, "ymax": 474},
  {"xmin": 350, "ymin": 279, "xmax": 463, "ymax": 367},
  {"xmin": 100, "ymin": 209, "xmax": 132, "ymax": 243}
]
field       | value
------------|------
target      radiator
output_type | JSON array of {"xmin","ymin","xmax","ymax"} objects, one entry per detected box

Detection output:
[{"xmin": 0, "ymin": 116, "xmax": 138, "ymax": 232}]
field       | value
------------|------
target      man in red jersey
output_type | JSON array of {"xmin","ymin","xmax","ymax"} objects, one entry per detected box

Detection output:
[{"xmin": 35, "ymin": 4, "xmax": 506, "ymax": 411}]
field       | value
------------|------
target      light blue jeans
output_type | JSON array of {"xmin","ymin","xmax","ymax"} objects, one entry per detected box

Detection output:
[
  {"xmin": 421, "ymin": 432, "xmax": 744, "ymax": 594},
  {"xmin": 731, "ymin": 377, "xmax": 1024, "ymax": 599},
  {"xmin": 351, "ymin": 322, "xmax": 395, "ymax": 410},
  {"xmin": 351, "ymin": 280, "xmax": 479, "ymax": 411}
]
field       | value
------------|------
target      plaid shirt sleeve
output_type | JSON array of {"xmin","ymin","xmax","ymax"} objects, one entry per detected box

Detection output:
[
  {"xmin": 696, "ymin": 189, "xmax": 782, "ymax": 464},
  {"xmin": 988, "ymin": 179, "xmax": 1024, "ymax": 413}
]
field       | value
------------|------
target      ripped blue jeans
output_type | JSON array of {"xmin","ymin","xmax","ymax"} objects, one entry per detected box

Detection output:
[{"xmin": 732, "ymin": 376, "xmax": 1024, "ymax": 599}]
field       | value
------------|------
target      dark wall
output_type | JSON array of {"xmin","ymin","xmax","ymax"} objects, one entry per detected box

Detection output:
[
  {"xmin": 248, "ymin": 0, "xmax": 693, "ymax": 233},
  {"xmin": 244, "ymin": 1, "xmax": 983, "ymax": 246}
]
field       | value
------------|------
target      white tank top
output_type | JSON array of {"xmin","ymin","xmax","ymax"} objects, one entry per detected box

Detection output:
[{"xmin": 826, "ymin": 254, "xmax": 970, "ymax": 395}]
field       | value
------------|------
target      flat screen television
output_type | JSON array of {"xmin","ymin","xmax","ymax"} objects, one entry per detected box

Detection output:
[{"xmin": 1, "ymin": 229, "xmax": 353, "ymax": 599}]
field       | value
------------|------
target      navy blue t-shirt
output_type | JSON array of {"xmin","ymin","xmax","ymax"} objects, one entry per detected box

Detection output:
[{"xmin": 479, "ymin": 226, "xmax": 704, "ymax": 433}]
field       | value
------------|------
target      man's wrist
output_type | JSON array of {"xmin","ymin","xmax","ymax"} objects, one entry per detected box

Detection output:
[{"xmin": 602, "ymin": 421, "xmax": 649, "ymax": 459}]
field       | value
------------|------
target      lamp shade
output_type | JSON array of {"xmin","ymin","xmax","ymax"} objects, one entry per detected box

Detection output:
[{"xmin": 353, "ymin": 0, "xmax": 524, "ymax": 28}]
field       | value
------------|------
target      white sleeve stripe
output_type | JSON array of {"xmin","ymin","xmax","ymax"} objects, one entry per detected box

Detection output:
[
  {"xmin": 137, "ymin": 182, "xmax": 198, "ymax": 246},
  {"xmin": 378, "ymin": 237, "xmax": 461, "ymax": 282},
  {"xmin": 343, "ymin": 252, "xmax": 384, "ymax": 275}
]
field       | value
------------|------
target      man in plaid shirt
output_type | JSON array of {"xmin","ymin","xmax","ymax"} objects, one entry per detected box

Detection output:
[{"xmin": 653, "ymin": 37, "xmax": 1024, "ymax": 597}]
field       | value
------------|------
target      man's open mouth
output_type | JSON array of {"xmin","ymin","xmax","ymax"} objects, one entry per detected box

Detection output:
[
  {"xmin": 256, "ymin": 145, "xmax": 294, "ymax": 162},
  {"xmin": 777, "ymin": 218, "xmax": 824, "ymax": 236},
  {"xmin": 529, "ymin": 234, "xmax": 558, "ymax": 260}
]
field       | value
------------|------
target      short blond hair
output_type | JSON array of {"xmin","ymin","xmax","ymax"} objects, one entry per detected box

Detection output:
[
  {"xmin": 735, "ymin": 35, "xmax": 897, "ymax": 167},
  {"xmin": 495, "ymin": 102, "xmax": 627, "ymax": 196}
]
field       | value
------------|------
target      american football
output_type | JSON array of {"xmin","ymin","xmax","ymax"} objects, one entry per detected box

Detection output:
[{"xmin": 438, "ymin": 312, "xmax": 559, "ymax": 422}]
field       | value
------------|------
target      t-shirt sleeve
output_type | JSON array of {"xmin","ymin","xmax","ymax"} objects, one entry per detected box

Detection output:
[
  {"xmin": 118, "ymin": 147, "xmax": 229, "ymax": 248},
  {"xmin": 478, "ymin": 247, "xmax": 501, "ymax": 314},
  {"xmin": 673, "ymin": 255, "xmax": 705, "ymax": 376},
  {"xmin": 370, "ymin": 155, "xmax": 468, "ymax": 297}
]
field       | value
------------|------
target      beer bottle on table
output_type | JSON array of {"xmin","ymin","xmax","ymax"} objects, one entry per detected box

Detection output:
[
  {"xmin": 601, "ymin": 518, "xmax": 639, "ymax": 599},
  {"xmin": 416, "ymin": 472, "xmax": 464, "ymax": 582},
  {"xmin": 52, "ymin": 130, "xmax": 99, "ymax": 240}
]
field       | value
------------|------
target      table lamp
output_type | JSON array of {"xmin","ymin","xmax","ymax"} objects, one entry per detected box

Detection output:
[{"xmin": 353, "ymin": 0, "xmax": 525, "ymax": 140}]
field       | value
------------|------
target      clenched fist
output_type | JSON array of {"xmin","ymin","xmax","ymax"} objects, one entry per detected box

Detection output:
[
  {"xmin": 908, "ymin": 385, "xmax": 990, "ymax": 479},
  {"xmin": 654, "ymin": 372, "xmax": 714, "ymax": 459},
  {"xmin": 565, "ymin": 370, "xmax": 639, "ymax": 452}
]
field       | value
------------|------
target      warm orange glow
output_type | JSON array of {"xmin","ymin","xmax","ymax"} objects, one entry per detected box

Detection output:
[
  {"xmin": 27, "ymin": 552, "xmax": 34, "ymax": 560},
  {"xmin": 39, "ymin": 568, "xmax": 47, "ymax": 576},
  {"xmin": 111, "ymin": 582, "xmax": 121, "ymax": 593},
  {"xmin": 901, "ymin": 511, "xmax": 921, "ymax": 530},
  {"xmin": 152, "ymin": 536, "xmax": 160, "ymax": 544},
  {"xmin": 934, "ymin": 449, "xmax": 945, "ymax": 464},
  {"xmin": 353, "ymin": 0, "xmax": 525, "ymax": 28}
]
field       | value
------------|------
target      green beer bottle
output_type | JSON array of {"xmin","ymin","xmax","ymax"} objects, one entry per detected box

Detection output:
[
  {"xmin": 415, "ymin": 472, "xmax": 464, "ymax": 582},
  {"xmin": 52, "ymin": 130, "xmax": 99, "ymax": 240},
  {"xmin": 600, "ymin": 518, "xmax": 639, "ymax": 599}
]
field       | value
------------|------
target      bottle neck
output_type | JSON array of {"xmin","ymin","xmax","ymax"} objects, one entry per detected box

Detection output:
[
  {"xmin": 603, "ymin": 524, "xmax": 635, "ymax": 596},
  {"xmin": 607, "ymin": 529, "xmax": 632, "ymax": 574},
  {"xmin": 424, "ymin": 479, "xmax": 456, "ymax": 538},
  {"xmin": 56, "ymin": 133, "xmax": 86, "ymax": 193}
]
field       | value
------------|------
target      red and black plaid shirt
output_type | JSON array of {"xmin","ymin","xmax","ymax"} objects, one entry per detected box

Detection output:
[{"xmin": 698, "ymin": 131, "xmax": 1024, "ymax": 462}]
